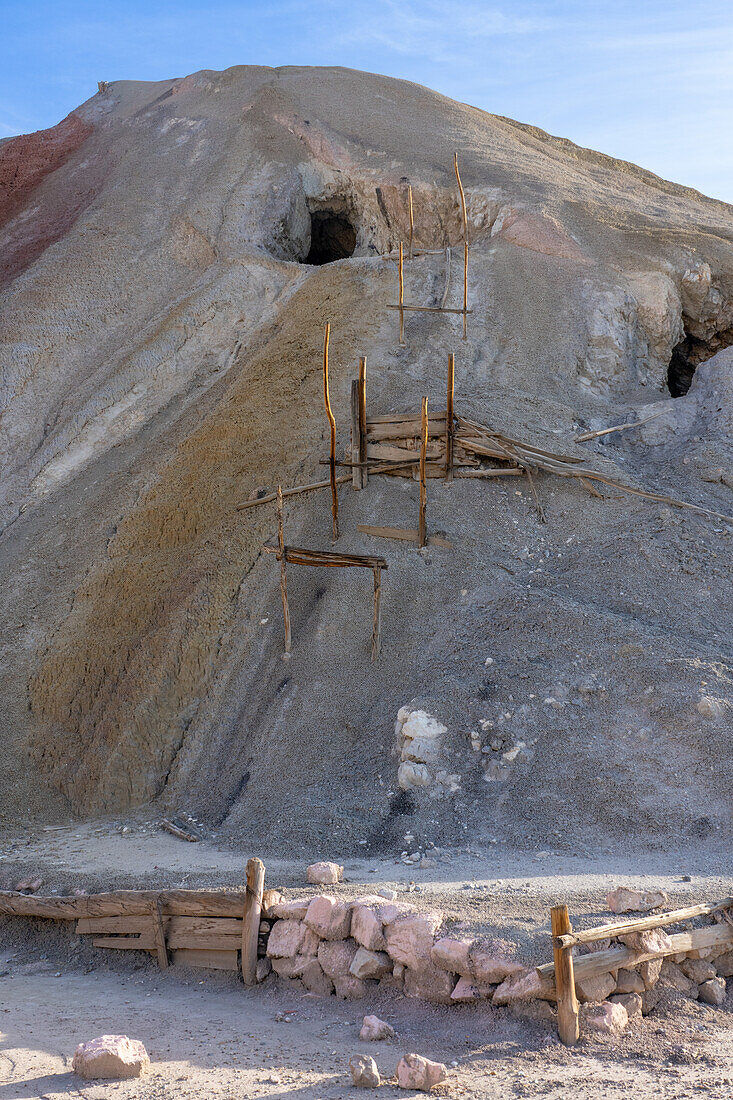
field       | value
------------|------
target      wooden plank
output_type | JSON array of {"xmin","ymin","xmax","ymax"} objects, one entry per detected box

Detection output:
[
  {"xmin": 454, "ymin": 468, "xmax": 523, "ymax": 478},
  {"xmin": 168, "ymin": 917, "xmax": 244, "ymax": 936},
  {"xmin": 551, "ymin": 904, "xmax": 579, "ymax": 1046},
  {"xmin": 556, "ymin": 896, "xmax": 733, "ymax": 950},
  {"xmin": 351, "ymin": 379, "xmax": 361, "ymax": 491},
  {"xmin": 323, "ymin": 322, "xmax": 338, "ymax": 542},
  {"xmin": 358, "ymin": 357, "xmax": 367, "ymax": 489},
  {"xmin": 367, "ymin": 420, "xmax": 447, "ymax": 442},
  {"xmin": 77, "ymin": 917, "xmax": 152, "ymax": 935},
  {"xmin": 270, "ymin": 546, "xmax": 387, "ymax": 570},
  {"xmin": 152, "ymin": 896, "xmax": 169, "ymax": 970},
  {"xmin": 93, "ymin": 935, "xmax": 155, "ymax": 951},
  {"xmin": 242, "ymin": 857, "xmax": 265, "ymax": 986},
  {"xmin": 418, "ymin": 397, "xmax": 428, "ymax": 548},
  {"xmin": 538, "ymin": 923, "xmax": 733, "ymax": 987},
  {"xmin": 0, "ymin": 890, "xmax": 247, "ymax": 920},
  {"xmin": 445, "ymin": 353, "xmax": 454, "ymax": 480},
  {"xmin": 167, "ymin": 932, "xmax": 243, "ymax": 951},
  {"xmin": 172, "ymin": 949, "xmax": 239, "ymax": 971},
  {"xmin": 277, "ymin": 486, "xmax": 291, "ymax": 654},
  {"xmin": 357, "ymin": 525, "xmax": 452, "ymax": 549},
  {"xmin": 366, "ymin": 442, "xmax": 442, "ymax": 463}
]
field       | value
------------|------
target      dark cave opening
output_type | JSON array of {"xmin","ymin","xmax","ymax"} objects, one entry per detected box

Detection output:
[
  {"xmin": 305, "ymin": 210, "xmax": 357, "ymax": 265},
  {"xmin": 667, "ymin": 325, "xmax": 733, "ymax": 397}
]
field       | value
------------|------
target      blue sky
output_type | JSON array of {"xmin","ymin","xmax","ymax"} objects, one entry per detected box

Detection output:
[{"xmin": 2, "ymin": 0, "xmax": 733, "ymax": 204}]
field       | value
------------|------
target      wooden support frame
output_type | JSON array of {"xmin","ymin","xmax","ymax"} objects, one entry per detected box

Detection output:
[
  {"xmin": 241, "ymin": 857, "xmax": 265, "ymax": 986},
  {"xmin": 263, "ymin": 542, "xmax": 388, "ymax": 660},
  {"xmin": 323, "ymin": 322, "xmax": 339, "ymax": 541},
  {"xmin": 551, "ymin": 904, "xmax": 579, "ymax": 1046}
]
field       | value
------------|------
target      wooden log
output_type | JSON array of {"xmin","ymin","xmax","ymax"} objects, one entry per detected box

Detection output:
[
  {"xmin": 551, "ymin": 904, "xmax": 579, "ymax": 1046},
  {"xmin": 454, "ymin": 468, "xmax": 523, "ymax": 478},
  {"xmin": 407, "ymin": 184, "xmax": 414, "ymax": 260},
  {"xmin": 556, "ymin": 896, "xmax": 733, "ymax": 950},
  {"xmin": 236, "ymin": 473, "xmax": 352, "ymax": 510},
  {"xmin": 77, "ymin": 915, "xmax": 244, "ymax": 937},
  {"xmin": 241, "ymin": 857, "xmax": 265, "ymax": 986},
  {"xmin": 440, "ymin": 246, "xmax": 452, "ymax": 309},
  {"xmin": 323, "ymin": 322, "xmax": 339, "ymax": 542},
  {"xmin": 160, "ymin": 819, "xmax": 199, "ymax": 842},
  {"xmin": 77, "ymin": 917, "xmax": 152, "ymax": 934},
  {"xmin": 357, "ymin": 525, "xmax": 452, "ymax": 549},
  {"xmin": 151, "ymin": 896, "xmax": 169, "ymax": 970},
  {"xmin": 398, "ymin": 241, "xmax": 405, "ymax": 344},
  {"xmin": 371, "ymin": 565, "xmax": 382, "ymax": 661},
  {"xmin": 418, "ymin": 396, "xmax": 428, "ymax": 548},
  {"xmin": 0, "ymin": 890, "xmax": 246, "ymax": 920},
  {"xmin": 172, "ymin": 949, "xmax": 239, "ymax": 971},
  {"xmin": 358, "ymin": 357, "xmax": 367, "ymax": 489},
  {"xmin": 265, "ymin": 545, "xmax": 387, "ymax": 570},
  {"xmin": 445, "ymin": 353, "xmax": 455, "ymax": 481},
  {"xmin": 538, "ymin": 923, "xmax": 733, "ymax": 987}
]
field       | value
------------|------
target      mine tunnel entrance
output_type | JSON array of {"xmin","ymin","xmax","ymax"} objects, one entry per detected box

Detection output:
[
  {"xmin": 305, "ymin": 209, "xmax": 357, "ymax": 265},
  {"xmin": 667, "ymin": 325, "xmax": 733, "ymax": 397}
]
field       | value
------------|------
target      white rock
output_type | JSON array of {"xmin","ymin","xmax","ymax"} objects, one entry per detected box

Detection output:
[
  {"xmin": 266, "ymin": 919, "xmax": 308, "ymax": 958},
  {"xmin": 305, "ymin": 895, "xmax": 351, "ymax": 940},
  {"xmin": 349, "ymin": 1054, "xmax": 380, "ymax": 1088},
  {"xmin": 307, "ymin": 860, "xmax": 343, "ymax": 885},
  {"xmin": 582, "ymin": 1001, "xmax": 629, "ymax": 1037},
  {"xmin": 397, "ymin": 761, "xmax": 431, "ymax": 790},
  {"xmin": 360, "ymin": 1014, "xmax": 395, "ymax": 1041},
  {"xmin": 72, "ymin": 1036, "xmax": 149, "ymax": 1080},
  {"xmin": 396, "ymin": 1053, "xmax": 447, "ymax": 1091},
  {"xmin": 350, "ymin": 946, "xmax": 392, "ymax": 980},
  {"xmin": 697, "ymin": 696, "xmax": 725, "ymax": 719},
  {"xmin": 698, "ymin": 977, "xmax": 726, "ymax": 1006},
  {"xmin": 606, "ymin": 886, "xmax": 668, "ymax": 913}
]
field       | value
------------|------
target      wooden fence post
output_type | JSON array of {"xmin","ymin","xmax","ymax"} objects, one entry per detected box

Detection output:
[
  {"xmin": 454, "ymin": 153, "xmax": 469, "ymax": 340},
  {"xmin": 322, "ymin": 322, "xmax": 339, "ymax": 541},
  {"xmin": 242, "ymin": 858, "xmax": 265, "ymax": 986},
  {"xmin": 418, "ymin": 397, "xmax": 428, "ymax": 547},
  {"xmin": 407, "ymin": 185, "xmax": 414, "ymax": 260},
  {"xmin": 151, "ymin": 896, "xmax": 169, "ymax": 969},
  {"xmin": 551, "ymin": 903, "xmax": 579, "ymax": 1045}
]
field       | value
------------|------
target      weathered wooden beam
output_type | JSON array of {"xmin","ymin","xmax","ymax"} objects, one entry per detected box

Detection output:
[
  {"xmin": 357, "ymin": 525, "xmax": 452, "ymax": 549},
  {"xmin": 407, "ymin": 184, "xmax": 414, "ymax": 260},
  {"xmin": 242, "ymin": 857, "xmax": 265, "ymax": 986},
  {"xmin": 556, "ymin": 896, "xmax": 733, "ymax": 950},
  {"xmin": 0, "ymin": 890, "xmax": 246, "ymax": 920},
  {"xmin": 386, "ymin": 304, "xmax": 472, "ymax": 314},
  {"xmin": 351, "ymin": 379, "xmax": 361, "ymax": 491},
  {"xmin": 445, "ymin": 353, "xmax": 455, "ymax": 481},
  {"xmin": 264, "ymin": 545, "xmax": 388, "ymax": 570},
  {"xmin": 454, "ymin": 153, "xmax": 469, "ymax": 340},
  {"xmin": 151, "ymin": 896, "xmax": 169, "ymax": 969},
  {"xmin": 398, "ymin": 241, "xmax": 405, "ymax": 344},
  {"xmin": 358, "ymin": 357, "xmax": 367, "ymax": 489}
]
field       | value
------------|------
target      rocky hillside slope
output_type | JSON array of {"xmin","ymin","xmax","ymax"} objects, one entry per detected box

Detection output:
[{"xmin": 1, "ymin": 66, "xmax": 731, "ymax": 856}]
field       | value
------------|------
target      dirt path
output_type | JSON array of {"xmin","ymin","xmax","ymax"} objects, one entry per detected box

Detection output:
[{"xmin": 1, "ymin": 954, "xmax": 732, "ymax": 1100}]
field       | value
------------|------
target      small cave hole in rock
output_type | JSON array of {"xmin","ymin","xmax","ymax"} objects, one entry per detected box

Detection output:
[
  {"xmin": 305, "ymin": 210, "xmax": 357, "ymax": 265},
  {"xmin": 667, "ymin": 324, "xmax": 733, "ymax": 397}
]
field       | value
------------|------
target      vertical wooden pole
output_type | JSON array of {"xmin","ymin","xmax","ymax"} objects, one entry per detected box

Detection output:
[
  {"xmin": 418, "ymin": 396, "xmax": 428, "ymax": 548},
  {"xmin": 351, "ymin": 379, "xmax": 361, "ymax": 491},
  {"xmin": 242, "ymin": 857, "xmax": 265, "ymax": 986},
  {"xmin": 398, "ymin": 241, "xmax": 405, "ymax": 345},
  {"xmin": 454, "ymin": 153, "xmax": 469, "ymax": 341},
  {"xmin": 358, "ymin": 356, "xmax": 368, "ymax": 489},
  {"xmin": 322, "ymin": 322, "xmax": 339, "ymax": 541},
  {"xmin": 277, "ymin": 485, "xmax": 291, "ymax": 653},
  {"xmin": 551, "ymin": 904, "xmax": 579, "ymax": 1046},
  {"xmin": 371, "ymin": 565, "xmax": 382, "ymax": 661},
  {"xmin": 151, "ymin": 896, "xmax": 169, "ymax": 970},
  {"xmin": 445, "ymin": 353, "xmax": 455, "ymax": 481},
  {"xmin": 407, "ymin": 185, "xmax": 414, "ymax": 261}
]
